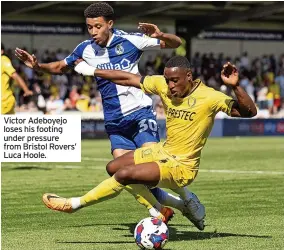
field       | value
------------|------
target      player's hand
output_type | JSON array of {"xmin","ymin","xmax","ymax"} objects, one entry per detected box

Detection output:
[
  {"xmin": 221, "ymin": 62, "xmax": 239, "ymax": 87},
  {"xmin": 23, "ymin": 90, "xmax": 33, "ymax": 97},
  {"xmin": 138, "ymin": 23, "xmax": 163, "ymax": 38},
  {"xmin": 15, "ymin": 48, "xmax": 39, "ymax": 70}
]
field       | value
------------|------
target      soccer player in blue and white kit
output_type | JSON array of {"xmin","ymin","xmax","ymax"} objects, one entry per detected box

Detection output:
[{"xmin": 16, "ymin": 2, "xmax": 203, "ymax": 227}]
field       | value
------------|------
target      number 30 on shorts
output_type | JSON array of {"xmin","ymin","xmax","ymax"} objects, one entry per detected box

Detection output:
[{"xmin": 138, "ymin": 119, "xmax": 158, "ymax": 133}]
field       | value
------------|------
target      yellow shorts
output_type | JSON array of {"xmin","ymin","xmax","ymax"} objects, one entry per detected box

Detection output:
[
  {"xmin": 1, "ymin": 97, "xmax": 16, "ymax": 115},
  {"xmin": 134, "ymin": 143, "xmax": 199, "ymax": 189}
]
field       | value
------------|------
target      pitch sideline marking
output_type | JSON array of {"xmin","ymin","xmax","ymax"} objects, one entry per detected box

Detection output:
[
  {"xmin": 199, "ymin": 169, "xmax": 284, "ymax": 175},
  {"xmin": 2, "ymin": 163, "xmax": 284, "ymax": 175},
  {"xmin": 61, "ymin": 167, "xmax": 284, "ymax": 175},
  {"xmin": 82, "ymin": 157, "xmax": 110, "ymax": 161}
]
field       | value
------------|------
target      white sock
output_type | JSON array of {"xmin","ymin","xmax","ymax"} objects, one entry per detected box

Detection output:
[
  {"xmin": 71, "ymin": 197, "xmax": 81, "ymax": 209},
  {"xmin": 149, "ymin": 207, "xmax": 163, "ymax": 218}
]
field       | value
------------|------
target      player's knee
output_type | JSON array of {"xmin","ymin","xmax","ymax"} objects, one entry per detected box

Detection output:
[
  {"xmin": 115, "ymin": 167, "xmax": 133, "ymax": 185},
  {"xmin": 106, "ymin": 160, "xmax": 117, "ymax": 176}
]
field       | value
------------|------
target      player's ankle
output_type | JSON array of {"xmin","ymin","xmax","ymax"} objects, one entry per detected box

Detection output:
[
  {"xmin": 149, "ymin": 207, "xmax": 163, "ymax": 218},
  {"xmin": 71, "ymin": 197, "xmax": 82, "ymax": 210}
]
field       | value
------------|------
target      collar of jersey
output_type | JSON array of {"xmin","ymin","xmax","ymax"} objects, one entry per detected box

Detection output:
[{"xmin": 189, "ymin": 79, "xmax": 202, "ymax": 96}]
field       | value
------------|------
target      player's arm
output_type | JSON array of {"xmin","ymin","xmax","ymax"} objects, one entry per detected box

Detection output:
[
  {"xmin": 11, "ymin": 72, "xmax": 33, "ymax": 96},
  {"xmin": 74, "ymin": 60, "xmax": 162, "ymax": 95},
  {"xmin": 37, "ymin": 60, "xmax": 70, "ymax": 74},
  {"xmin": 138, "ymin": 23, "xmax": 182, "ymax": 49},
  {"xmin": 96, "ymin": 69, "xmax": 142, "ymax": 88},
  {"xmin": 15, "ymin": 48, "xmax": 72, "ymax": 74},
  {"xmin": 74, "ymin": 60, "xmax": 141, "ymax": 88},
  {"xmin": 3, "ymin": 56, "xmax": 33, "ymax": 96},
  {"xmin": 221, "ymin": 62, "xmax": 257, "ymax": 118}
]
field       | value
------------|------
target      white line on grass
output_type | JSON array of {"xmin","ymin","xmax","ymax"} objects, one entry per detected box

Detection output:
[
  {"xmin": 82, "ymin": 157, "xmax": 110, "ymax": 161},
  {"xmin": 55, "ymin": 165, "xmax": 105, "ymax": 170},
  {"xmin": 199, "ymin": 169, "xmax": 284, "ymax": 175},
  {"xmin": 2, "ymin": 164, "xmax": 284, "ymax": 175},
  {"xmin": 58, "ymin": 167, "xmax": 284, "ymax": 175},
  {"xmin": 82, "ymin": 157, "xmax": 284, "ymax": 175}
]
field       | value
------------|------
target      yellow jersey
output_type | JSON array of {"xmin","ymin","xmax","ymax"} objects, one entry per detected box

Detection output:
[
  {"xmin": 140, "ymin": 76, "xmax": 234, "ymax": 165},
  {"xmin": 1, "ymin": 55, "xmax": 16, "ymax": 102}
]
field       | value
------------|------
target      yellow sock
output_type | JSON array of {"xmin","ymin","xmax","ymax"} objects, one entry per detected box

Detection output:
[
  {"xmin": 124, "ymin": 184, "xmax": 160, "ymax": 210},
  {"xmin": 80, "ymin": 176, "xmax": 124, "ymax": 207}
]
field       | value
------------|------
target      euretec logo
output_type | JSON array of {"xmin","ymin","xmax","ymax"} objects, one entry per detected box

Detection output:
[{"xmin": 97, "ymin": 58, "xmax": 131, "ymax": 70}]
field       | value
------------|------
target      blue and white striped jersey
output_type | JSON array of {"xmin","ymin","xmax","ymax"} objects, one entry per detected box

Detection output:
[{"xmin": 64, "ymin": 29, "xmax": 161, "ymax": 123}]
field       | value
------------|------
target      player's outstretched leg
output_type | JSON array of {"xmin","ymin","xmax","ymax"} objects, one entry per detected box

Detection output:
[
  {"xmin": 42, "ymin": 191, "xmax": 174, "ymax": 223},
  {"xmin": 42, "ymin": 166, "xmax": 175, "ymax": 224},
  {"xmin": 43, "ymin": 176, "xmax": 124, "ymax": 213}
]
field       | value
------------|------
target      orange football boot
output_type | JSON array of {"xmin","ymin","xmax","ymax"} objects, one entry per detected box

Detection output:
[
  {"xmin": 160, "ymin": 207, "xmax": 175, "ymax": 224},
  {"xmin": 42, "ymin": 193, "xmax": 74, "ymax": 213}
]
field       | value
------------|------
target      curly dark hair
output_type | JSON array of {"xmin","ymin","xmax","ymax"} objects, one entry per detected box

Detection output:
[
  {"xmin": 165, "ymin": 56, "xmax": 191, "ymax": 69},
  {"xmin": 84, "ymin": 2, "xmax": 114, "ymax": 21}
]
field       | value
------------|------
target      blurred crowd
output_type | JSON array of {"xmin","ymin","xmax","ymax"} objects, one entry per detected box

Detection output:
[
  {"xmin": 6, "ymin": 48, "xmax": 103, "ymax": 114},
  {"xmin": 144, "ymin": 51, "xmax": 284, "ymax": 118},
  {"xmin": 4, "ymin": 47, "xmax": 284, "ymax": 118}
]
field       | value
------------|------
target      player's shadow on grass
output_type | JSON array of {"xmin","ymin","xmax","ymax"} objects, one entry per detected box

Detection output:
[
  {"xmin": 65, "ymin": 223, "xmax": 271, "ymax": 244},
  {"xmin": 11, "ymin": 166, "xmax": 50, "ymax": 171},
  {"xmin": 119, "ymin": 223, "xmax": 272, "ymax": 241},
  {"xmin": 57, "ymin": 240, "xmax": 134, "ymax": 244}
]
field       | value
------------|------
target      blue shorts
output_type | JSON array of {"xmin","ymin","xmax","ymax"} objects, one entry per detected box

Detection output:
[{"xmin": 105, "ymin": 107, "xmax": 160, "ymax": 152}]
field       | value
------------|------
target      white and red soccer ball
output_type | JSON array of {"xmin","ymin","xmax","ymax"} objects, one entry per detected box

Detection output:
[{"xmin": 134, "ymin": 217, "xmax": 169, "ymax": 249}]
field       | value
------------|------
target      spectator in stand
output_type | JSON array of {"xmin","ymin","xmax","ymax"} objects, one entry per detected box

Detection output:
[
  {"xmin": 279, "ymin": 54, "xmax": 284, "ymax": 70},
  {"xmin": 216, "ymin": 53, "xmax": 225, "ymax": 72},
  {"xmin": 275, "ymin": 69, "xmax": 284, "ymax": 108},
  {"xmin": 46, "ymin": 95, "xmax": 64, "ymax": 114},
  {"xmin": 192, "ymin": 52, "xmax": 202, "ymax": 78},
  {"xmin": 240, "ymin": 52, "xmax": 250, "ymax": 70},
  {"xmin": 269, "ymin": 54, "xmax": 277, "ymax": 74},
  {"xmin": 69, "ymin": 85, "xmax": 80, "ymax": 109},
  {"xmin": 257, "ymin": 83, "xmax": 268, "ymax": 110},
  {"xmin": 261, "ymin": 55, "xmax": 270, "ymax": 73},
  {"xmin": 239, "ymin": 73, "xmax": 250, "ymax": 89},
  {"xmin": 268, "ymin": 78, "xmax": 281, "ymax": 113},
  {"xmin": 207, "ymin": 75, "xmax": 219, "ymax": 90},
  {"xmin": 246, "ymin": 80, "xmax": 255, "ymax": 103}
]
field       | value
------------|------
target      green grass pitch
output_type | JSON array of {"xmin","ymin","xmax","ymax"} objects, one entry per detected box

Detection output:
[{"xmin": 2, "ymin": 137, "xmax": 284, "ymax": 250}]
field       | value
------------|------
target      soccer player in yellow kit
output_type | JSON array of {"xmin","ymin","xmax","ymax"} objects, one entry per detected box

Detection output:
[
  {"xmin": 1, "ymin": 44, "xmax": 33, "ymax": 114},
  {"xmin": 43, "ymin": 56, "xmax": 257, "ymax": 230}
]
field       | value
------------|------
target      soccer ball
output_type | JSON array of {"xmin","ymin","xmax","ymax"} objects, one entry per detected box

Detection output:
[{"xmin": 134, "ymin": 217, "xmax": 169, "ymax": 249}]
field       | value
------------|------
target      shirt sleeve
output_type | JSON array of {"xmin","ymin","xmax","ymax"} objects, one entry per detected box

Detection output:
[
  {"xmin": 64, "ymin": 40, "xmax": 89, "ymax": 66},
  {"xmin": 140, "ymin": 75, "xmax": 166, "ymax": 95},
  {"xmin": 211, "ymin": 90, "xmax": 235, "ymax": 116},
  {"xmin": 121, "ymin": 33, "xmax": 161, "ymax": 51},
  {"xmin": 3, "ymin": 56, "xmax": 16, "ymax": 77}
]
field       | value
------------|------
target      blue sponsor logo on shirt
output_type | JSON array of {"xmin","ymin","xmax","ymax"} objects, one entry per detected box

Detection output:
[{"xmin": 97, "ymin": 58, "xmax": 131, "ymax": 70}]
